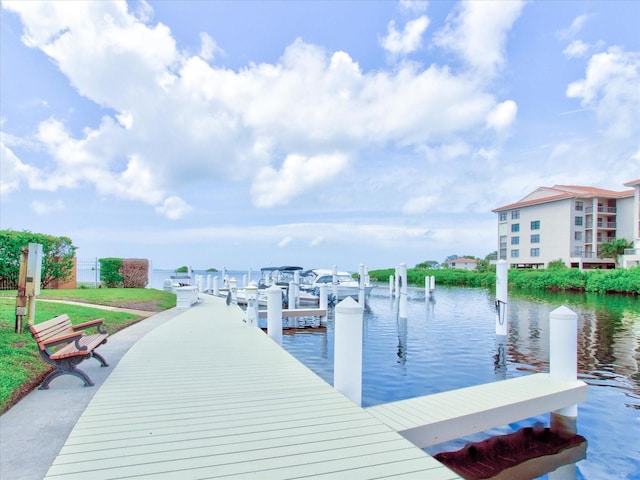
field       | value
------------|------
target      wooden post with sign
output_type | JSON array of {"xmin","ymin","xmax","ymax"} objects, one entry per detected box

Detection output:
[
  {"xmin": 15, "ymin": 243, "xmax": 43, "ymax": 333},
  {"xmin": 15, "ymin": 248, "xmax": 28, "ymax": 333}
]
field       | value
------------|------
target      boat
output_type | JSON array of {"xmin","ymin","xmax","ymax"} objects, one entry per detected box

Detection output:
[{"xmin": 300, "ymin": 269, "xmax": 375, "ymax": 301}]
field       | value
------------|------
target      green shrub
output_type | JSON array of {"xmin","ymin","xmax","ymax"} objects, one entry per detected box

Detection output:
[{"xmin": 99, "ymin": 258, "xmax": 123, "ymax": 287}]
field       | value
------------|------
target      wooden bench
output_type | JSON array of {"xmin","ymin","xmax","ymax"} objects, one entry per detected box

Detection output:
[{"xmin": 29, "ymin": 314, "xmax": 109, "ymax": 390}]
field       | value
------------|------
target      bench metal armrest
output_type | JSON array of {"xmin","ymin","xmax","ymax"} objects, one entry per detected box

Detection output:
[
  {"xmin": 42, "ymin": 332, "xmax": 88, "ymax": 351},
  {"xmin": 73, "ymin": 318, "xmax": 107, "ymax": 335}
]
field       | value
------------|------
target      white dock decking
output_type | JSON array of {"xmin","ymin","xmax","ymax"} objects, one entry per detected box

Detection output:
[
  {"xmin": 366, "ymin": 374, "xmax": 587, "ymax": 448},
  {"xmin": 43, "ymin": 295, "xmax": 459, "ymax": 479}
]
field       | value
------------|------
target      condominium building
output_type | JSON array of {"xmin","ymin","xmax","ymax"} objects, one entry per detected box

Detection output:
[
  {"xmin": 623, "ymin": 178, "xmax": 640, "ymax": 268},
  {"xmin": 492, "ymin": 183, "xmax": 637, "ymax": 269}
]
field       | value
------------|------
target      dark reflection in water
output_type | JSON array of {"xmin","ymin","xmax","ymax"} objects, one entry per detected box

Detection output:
[{"xmin": 281, "ymin": 287, "xmax": 640, "ymax": 479}]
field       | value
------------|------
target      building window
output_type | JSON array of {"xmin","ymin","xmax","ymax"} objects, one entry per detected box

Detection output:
[
  {"xmin": 575, "ymin": 231, "xmax": 583, "ymax": 241},
  {"xmin": 511, "ymin": 236, "xmax": 519, "ymax": 245},
  {"xmin": 531, "ymin": 220, "xmax": 540, "ymax": 230},
  {"xmin": 511, "ymin": 210, "xmax": 520, "ymax": 219},
  {"xmin": 575, "ymin": 201, "xmax": 583, "ymax": 211},
  {"xmin": 511, "ymin": 249, "xmax": 519, "ymax": 258},
  {"xmin": 575, "ymin": 216, "xmax": 583, "ymax": 226},
  {"xmin": 531, "ymin": 234, "xmax": 540, "ymax": 243},
  {"xmin": 499, "ymin": 212, "xmax": 507, "ymax": 222},
  {"xmin": 511, "ymin": 223, "xmax": 520, "ymax": 232},
  {"xmin": 531, "ymin": 248, "xmax": 540, "ymax": 257}
]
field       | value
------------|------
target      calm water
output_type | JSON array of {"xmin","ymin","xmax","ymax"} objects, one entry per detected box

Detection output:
[
  {"xmin": 151, "ymin": 271, "xmax": 640, "ymax": 479},
  {"xmin": 280, "ymin": 287, "xmax": 640, "ymax": 480}
]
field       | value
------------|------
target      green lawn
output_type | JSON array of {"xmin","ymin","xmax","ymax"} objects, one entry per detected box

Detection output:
[{"xmin": 0, "ymin": 288, "xmax": 176, "ymax": 413}]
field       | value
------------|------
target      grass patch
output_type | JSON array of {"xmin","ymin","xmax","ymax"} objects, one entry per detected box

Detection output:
[{"xmin": 0, "ymin": 288, "xmax": 176, "ymax": 414}]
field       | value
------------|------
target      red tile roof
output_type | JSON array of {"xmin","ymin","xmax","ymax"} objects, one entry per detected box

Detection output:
[
  {"xmin": 624, "ymin": 178, "xmax": 640, "ymax": 186},
  {"xmin": 492, "ymin": 185, "xmax": 634, "ymax": 212}
]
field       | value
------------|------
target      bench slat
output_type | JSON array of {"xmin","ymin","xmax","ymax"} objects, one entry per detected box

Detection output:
[{"xmin": 50, "ymin": 333, "xmax": 108, "ymax": 360}]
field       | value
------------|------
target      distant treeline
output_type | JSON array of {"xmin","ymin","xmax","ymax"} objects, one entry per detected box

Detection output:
[{"xmin": 368, "ymin": 266, "xmax": 640, "ymax": 295}]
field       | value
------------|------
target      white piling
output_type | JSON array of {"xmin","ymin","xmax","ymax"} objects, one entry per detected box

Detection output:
[
  {"xmin": 332, "ymin": 265, "xmax": 338, "ymax": 301},
  {"xmin": 550, "ymin": 306, "xmax": 579, "ymax": 417},
  {"xmin": 425, "ymin": 276, "xmax": 430, "ymax": 300},
  {"xmin": 395, "ymin": 267, "xmax": 399, "ymax": 298},
  {"xmin": 430, "ymin": 275, "xmax": 435, "ymax": 292},
  {"xmin": 358, "ymin": 264, "xmax": 365, "ymax": 305},
  {"xmin": 288, "ymin": 281, "xmax": 297, "ymax": 318},
  {"xmin": 398, "ymin": 263, "xmax": 407, "ymax": 319},
  {"xmin": 319, "ymin": 284, "xmax": 328, "ymax": 326},
  {"xmin": 389, "ymin": 274, "xmax": 394, "ymax": 297},
  {"xmin": 495, "ymin": 259, "xmax": 508, "ymax": 337},
  {"xmin": 206, "ymin": 274, "xmax": 212, "ymax": 293},
  {"xmin": 243, "ymin": 274, "xmax": 248, "ymax": 288},
  {"xmin": 333, "ymin": 297, "xmax": 364, "ymax": 406},
  {"xmin": 266, "ymin": 285, "xmax": 283, "ymax": 345},
  {"xmin": 244, "ymin": 282, "xmax": 259, "ymax": 327},
  {"xmin": 213, "ymin": 276, "xmax": 219, "ymax": 296},
  {"xmin": 248, "ymin": 267, "xmax": 252, "ymax": 283},
  {"xmin": 229, "ymin": 277, "xmax": 237, "ymax": 304}
]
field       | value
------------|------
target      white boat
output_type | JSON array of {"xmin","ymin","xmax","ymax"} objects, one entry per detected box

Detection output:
[{"xmin": 301, "ymin": 269, "xmax": 375, "ymax": 301}]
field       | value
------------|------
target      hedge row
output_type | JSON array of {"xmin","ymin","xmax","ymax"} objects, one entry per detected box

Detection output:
[{"xmin": 369, "ymin": 266, "xmax": 640, "ymax": 295}]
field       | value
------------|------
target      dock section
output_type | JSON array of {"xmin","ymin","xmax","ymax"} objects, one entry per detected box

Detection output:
[
  {"xmin": 366, "ymin": 374, "xmax": 587, "ymax": 448},
  {"xmin": 44, "ymin": 295, "xmax": 459, "ymax": 479}
]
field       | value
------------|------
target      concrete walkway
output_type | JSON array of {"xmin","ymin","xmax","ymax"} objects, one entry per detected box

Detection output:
[{"xmin": 0, "ymin": 305, "xmax": 184, "ymax": 480}]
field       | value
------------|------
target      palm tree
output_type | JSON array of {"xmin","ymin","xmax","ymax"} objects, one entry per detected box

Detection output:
[{"xmin": 598, "ymin": 238, "xmax": 633, "ymax": 267}]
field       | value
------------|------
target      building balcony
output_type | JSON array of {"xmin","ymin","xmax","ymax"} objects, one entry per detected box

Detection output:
[
  {"xmin": 572, "ymin": 250, "xmax": 595, "ymax": 258},
  {"xmin": 585, "ymin": 206, "xmax": 617, "ymax": 214}
]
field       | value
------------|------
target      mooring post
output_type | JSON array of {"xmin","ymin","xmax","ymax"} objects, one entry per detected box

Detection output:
[
  {"xmin": 495, "ymin": 259, "xmax": 508, "ymax": 337},
  {"xmin": 395, "ymin": 267, "xmax": 399, "ymax": 298},
  {"xmin": 429, "ymin": 275, "xmax": 435, "ymax": 295},
  {"xmin": 332, "ymin": 265, "xmax": 338, "ymax": 301},
  {"xmin": 244, "ymin": 282, "xmax": 259, "ymax": 327},
  {"xmin": 319, "ymin": 284, "xmax": 328, "ymax": 326},
  {"xmin": 206, "ymin": 274, "xmax": 212, "ymax": 293},
  {"xmin": 266, "ymin": 285, "xmax": 283, "ymax": 345},
  {"xmin": 424, "ymin": 276, "xmax": 430, "ymax": 300},
  {"xmin": 550, "ymin": 305, "xmax": 579, "ymax": 418},
  {"xmin": 213, "ymin": 276, "xmax": 219, "ymax": 296},
  {"xmin": 334, "ymin": 297, "xmax": 363, "ymax": 405},
  {"xmin": 229, "ymin": 277, "xmax": 237, "ymax": 304},
  {"xmin": 358, "ymin": 263, "xmax": 365, "ymax": 305},
  {"xmin": 243, "ymin": 274, "xmax": 248, "ymax": 288},
  {"xmin": 288, "ymin": 281, "xmax": 297, "ymax": 328},
  {"xmin": 398, "ymin": 263, "xmax": 407, "ymax": 319},
  {"xmin": 389, "ymin": 274, "xmax": 394, "ymax": 297}
]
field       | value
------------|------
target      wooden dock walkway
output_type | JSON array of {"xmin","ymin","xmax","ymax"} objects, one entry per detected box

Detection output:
[
  {"xmin": 366, "ymin": 374, "xmax": 587, "ymax": 448},
  {"xmin": 43, "ymin": 295, "xmax": 459, "ymax": 479}
]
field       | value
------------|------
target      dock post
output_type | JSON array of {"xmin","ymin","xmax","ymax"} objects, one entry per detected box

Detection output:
[
  {"xmin": 550, "ymin": 306, "xmax": 578, "ymax": 418},
  {"xmin": 245, "ymin": 282, "xmax": 259, "ymax": 327},
  {"xmin": 495, "ymin": 260, "xmax": 508, "ymax": 337},
  {"xmin": 213, "ymin": 276, "xmax": 219, "ymax": 296},
  {"xmin": 319, "ymin": 284, "xmax": 328, "ymax": 326},
  {"xmin": 288, "ymin": 281, "xmax": 297, "ymax": 327},
  {"xmin": 334, "ymin": 297, "xmax": 363, "ymax": 405},
  {"xmin": 243, "ymin": 274, "xmax": 248, "ymax": 288},
  {"xmin": 358, "ymin": 264, "xmax": 365, "ymax": 305},
  {"xmin": 229, "ymin": 277, "xmax": 237, "ymax": 304},
  {"xmin": 395, "ymin": 267, "xmax": 399, "ymax": 298},
  {"xmin": 389, "ymin": 274, "xmax": 394, "ymax": 297},
  {"xmin": 266, "ymin": 285, "xmax": 283, "ymax": 345},
  {"xmin": 398, "ymin": 263, "xmax": 407, "ymax": 319},
  {"xmin": 429, "ymin": 275, "xmax": 435, "ymax": 296},
  {"xmin": 206, "ymin": 274, "xmax": 212, "ymax": 293},
  {"xmin": 332, "ymin": 265, "xmax": 338, "ymax": 301}
]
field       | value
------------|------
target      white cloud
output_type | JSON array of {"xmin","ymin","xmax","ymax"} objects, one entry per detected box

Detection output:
[
  {"xmin": 563, "ymin": 40, "xmax": 589, "ymax": 59},
  {"xmin": 0, "ymin": 142, "xmax": 37, "ymax": 196},
  {"xmin": 199, "ymin": 32, "xmax": 223, "ymax": 61},
  {"xmin": 2, "ymin": 0, "xmax": 521, "ymax": 214},
  {"xmin": 155, "ymin": 195, "xmax": 192, "ymax": 220},
  {"xmin": 278, "ymin": 236, "xmax": 293, "ymax": 248},
  {"xmin": 310, "ymin": 236, "xmax": 324, "ymax": 247},
  {"xmin": 399, "ymin": 1, "xmax": 428, "ymax": 15},
  {"xmin": 31, "ymin": 199, "xmax": 64, "ymax": 215},
  {"xmin": 486, "ymin": 100, "xmax": 517, "ymax": 131},
  {"xmin": 380, "ymin": 16, "xmax": 429, "ymax": 56},
  {"xmin": 557, "ymin": 14, "xmax": 589, "ymax": 41},
  {"xmin": 251, "ymin": 153, "xmax": 349, "ymax": 207},
  {"xmin": 402, "ymin": 195, "xmax": 436, "ymax": 215},
  {"xmin": 433, "ymin": 0, "xmax": 524, "ymax": 78},
  {"xmin": 566, "ymin": 47, "xmax": 640, "ymax": 138}
]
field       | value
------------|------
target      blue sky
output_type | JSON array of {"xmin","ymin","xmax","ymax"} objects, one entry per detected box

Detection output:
[{"xmin": 1, "ymin": 1, "xmax": 639, "ymax": 271}]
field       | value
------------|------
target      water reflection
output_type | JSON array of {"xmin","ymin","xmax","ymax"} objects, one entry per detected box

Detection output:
[{"xmin": 281, "ymin": 287, "xmax": 640, "ymax": 479}]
